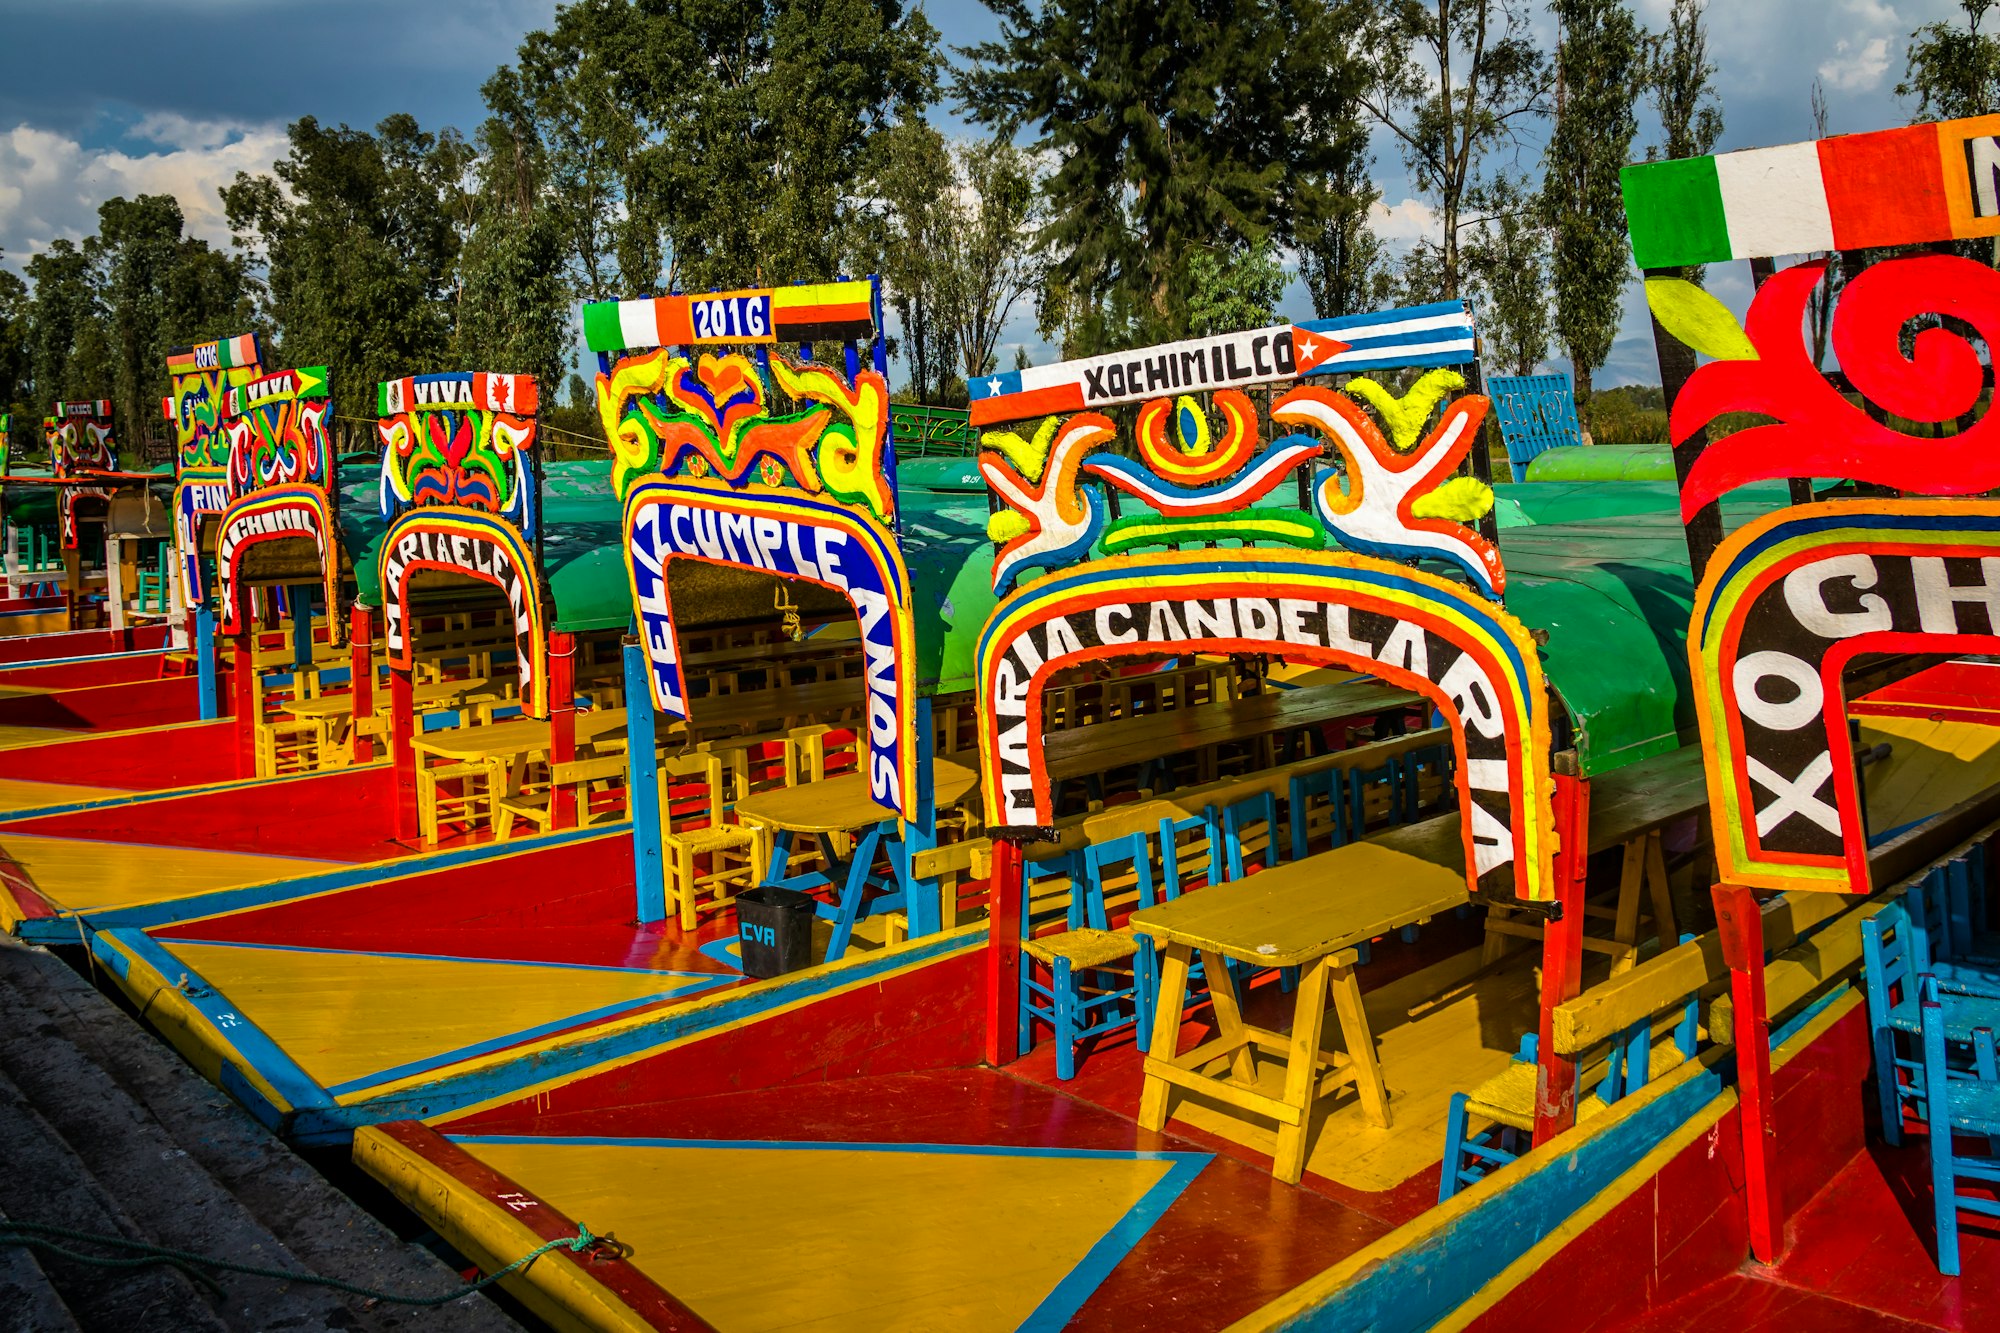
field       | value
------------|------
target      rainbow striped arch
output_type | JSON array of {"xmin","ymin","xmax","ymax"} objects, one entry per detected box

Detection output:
[
  {"xmin": 973, "ymin": 548, "xmax": 1555, "ymax": 903},
  {"xmin": 378, "ymin": 509, "xmax": 549, "ymax": 718},
  {"xmin": 623, "ymin": 475, "xmax": 918, "ymax": 818},
  {"xmin": 215, "ymin": 485, "xmax": 341, "ymax": 643},
  {"xmin": 1693, "ymin": 500, "xmax": 2000, "ymax": 894}
]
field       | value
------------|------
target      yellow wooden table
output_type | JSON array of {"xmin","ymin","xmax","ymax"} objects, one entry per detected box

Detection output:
[
  {"xmin": 410, "ymin": 708, "xmax": 630, "ymax": 767},
  {"xmin": 277, "ymin": 677, "xmax": 506, "ymax": 766},
  {"xmin": 1130, "ymin": 842, "xmax": 1469, "ymax": 1183},
  {"xmin": 732, "ymin": 759, "xmax": 980, "ymax": 961}
]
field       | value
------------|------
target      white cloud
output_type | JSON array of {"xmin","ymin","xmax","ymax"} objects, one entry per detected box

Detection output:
[
  {"xmin": 1819, "ymin": 36, "xmax": 1892, "ymax": 93},
  {"xmin": 0, "ymin": 118, "xmax": 285, "ymax": 270},
  {"xmin": 1370, "ymin": 196, "xmax": 1439, "ymax": 245}
]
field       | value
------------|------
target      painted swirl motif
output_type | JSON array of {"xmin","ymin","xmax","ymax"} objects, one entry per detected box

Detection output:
[
  {"xmin": 378, "ymin": 408, "xmax": 535, "ymax": 529},
  {"xmin": 1673, "ymin": 253, "xmax": 2000, "ymax": 517}
]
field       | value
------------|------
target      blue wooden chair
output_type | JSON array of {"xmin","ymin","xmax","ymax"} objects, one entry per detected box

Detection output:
[
  {"xmin": 1904, "ymin": 861, "xmax": 2000, "ymax": 998},
  {"xmin": 1395, "ymin": 741, "xmax": 1456, "ymax": 823},
  {"xmin": 1348, "ymin": 759, "xmax": 1399, "ymax": 837},
  {"xmin": 1018, "ymin": 844, "xmax": 1150, "ymax": 1081},
  {"xmin": 1864, "ymin": 902, "xmax": 2000, "ymax": 1145},
  {"xmin": 1487, "ymin": 374, "xmax": 1583, "ymax": 482},
  {"xmin": 1288, "ymin": 762, "xmax": 1349, "ymax": 861},
  {"xmin": 1440, "ymin": 939, "xmax": 1701, "ymax": 1201},
  {"xmin": 1919, "ymin": 974, "xmax": 2000, "ymax": 1275}
]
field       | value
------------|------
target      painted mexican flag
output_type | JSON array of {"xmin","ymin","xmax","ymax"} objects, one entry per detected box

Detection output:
[{"xmin": 1622, "ymin": 113, "xmax": 2000, "ymax": 269}]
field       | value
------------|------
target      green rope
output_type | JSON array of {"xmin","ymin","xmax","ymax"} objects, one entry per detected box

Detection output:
[{"xmin": 0, "ymin": 1218, "xmax": 597, "ymax": 1308}]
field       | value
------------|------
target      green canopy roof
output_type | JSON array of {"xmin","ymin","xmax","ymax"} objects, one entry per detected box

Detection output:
[
  {"xmin": 340, "ymin": 459, "xmax": 1003, "ymax": 690},
  {"xmin": 1521, "ymin": 442, "xmax": 1675, "ymax": 483},
  {"xmin": 1497, "ymin": 490, "xmax": 1787, "ymax": 777}
]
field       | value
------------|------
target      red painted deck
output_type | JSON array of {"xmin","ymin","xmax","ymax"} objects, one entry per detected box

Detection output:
[{"xmin": 1617, "ymin": 1142, "xmax": 2000, "ymax": 1332}]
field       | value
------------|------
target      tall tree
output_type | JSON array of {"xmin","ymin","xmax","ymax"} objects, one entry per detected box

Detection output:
[
  {"xmin": 1805, "ymin": 79, "xmax": 1843, "ymax": 369},
  {"xmin": 1901, "ymin": 0, "xmax": 2000, "ymax": 121},
  {"xmin": 513, "ymin": 0, "xmax": 938, "ymax": 296},
  {"xmin": 1298, "ymin": 156, "xmax": 1391, "ymax": 320},
  {"xmin": 961, "ymin": 0, "xmax": 1372, "ymax": 346},
  {"xmin": 457, "ymin": 77, "xmax": 572, "ymax": 391},
  {"xmin": 935, "ymin": 137, "xmax": 1043, "ymax": 388},
  {"xmin": 0, "ymin": 256, "xmax": 31, "ymax": 441},
  {"xmin": 23, "ymin": 241, "xmax": 109, "ymax": 414},
  {"xmin": 1363, "ymin": 0, "xmax": 1551, "ymax": 301},
  {"xmin": 1544, "ymin": 0, "xmax": 1643, "ymax": 413},
  {"xmin": 1646, "ymin": 0, "xmax": 1724, "ymax": 285},
  {"xmin": 224, "ymin": 115, "xmax": 473, "ymax": 411},
  {"xmin": 1465, "ymin": 177, "xmax": 1550, "ymax": 375},
  {"xmin": 849, "ymin": 116, "xmax": 954, "ymax": 401},
  {"xmin": 90, "ymin": 195, "xmax": 253, "ymax": 446}
]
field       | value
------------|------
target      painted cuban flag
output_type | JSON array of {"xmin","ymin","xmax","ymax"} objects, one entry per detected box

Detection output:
[{"xmin": 968, "ymin": 301, "xmax": 1479, "ymax": 427}]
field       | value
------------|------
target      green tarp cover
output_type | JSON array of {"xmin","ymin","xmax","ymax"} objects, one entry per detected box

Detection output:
[
  {"xmin": 339, "ymin": 459, "xmax": 1003, "ymax": 694},
  {"xmin": 1522, "ymin": 442, "xmax": 1675, "ymax": 483},
  {"xmin": 1497, "ymin": 490, "xmax": 1787, "ymax": 777},
  {"xmin": 1491, "ymin": 478, "xmax": 1792, "ymax": 530}
]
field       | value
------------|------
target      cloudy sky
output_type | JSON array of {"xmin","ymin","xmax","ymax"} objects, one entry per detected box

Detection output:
[{"xmin": 0, "ymin": 0, "xmax": 1973, "ymax": 386}]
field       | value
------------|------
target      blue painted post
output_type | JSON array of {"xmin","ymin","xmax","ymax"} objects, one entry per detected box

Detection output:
[
  {"xmin": 196, "ymin": 607, "xmax": 219, "ymax": 719},
  {"xmin": 904, "ymin": 694, "xmax": 938, "ymax": 938},
  {"xmin": 623, "ymin": 637, "xmax": 666, "ymax": 923},
  {"xmin": 291, "ymin": 585, "xmax": 314, "ymax": 665}
]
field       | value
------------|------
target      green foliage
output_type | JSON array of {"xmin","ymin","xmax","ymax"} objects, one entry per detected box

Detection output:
[
  {"xmin": 961, "ymin": 0, "xmax": 1371, "ymax": 346},
  {"xmin": 1585, "ymin": 384, "xmax": 1667, "ymax": 444},
  {"xmin": 1298, "ymin": 155, "xmax": 1391, "ymax": 320},
  {"xmin": 1545, "ymin": 0, "xmax": 1644, "ymax": 409},
  {"xmin": 1465, "ymin": 176, "xmax": 1550, "ymax": 376},
  {"xmin": 224, "ymin": 115, "xmax": 473, "ymax": 418},
  {"xmin": 456, "ymin": 84, "xmax": 572, "ymax": 392},
  {"xmin": 1185, "ymin": 242, "xmax": 1288, "ymax": 338},
  {"xmin": 1645, "ymin": 0, "xmax": 1723, "ymax": 287},
  {"xmin": 16, "ymin": 200, "xmax": 247, "ymax": 464},
  {"xmin": 0, "ymin": 258, "xmax": 30, "ymax": 447},
  {"xmin": 1900, "ymin": 0, "xmax": 2000, "ymax": 121}
]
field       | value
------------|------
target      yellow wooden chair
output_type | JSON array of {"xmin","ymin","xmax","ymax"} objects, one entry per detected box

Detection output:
[
  {"xmin": 254, "ymin": 716, "xmax": 321, "ymax": 777},
  {"xmin": 494, "ymin": 753, "xmax": 629, "ymax": 839},
  {"xmin": 659, "ymin": 750, "xmax": 762, "ymax": 931},
  {"xmin": 418, "ymin": 758, "xmax": 496, "ymax": 844}
]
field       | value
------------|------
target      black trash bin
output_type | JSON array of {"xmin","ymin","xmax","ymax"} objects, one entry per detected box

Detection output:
[{"xmin": 735, "ymin": 884, "xmax": 817, "ymax": 978}]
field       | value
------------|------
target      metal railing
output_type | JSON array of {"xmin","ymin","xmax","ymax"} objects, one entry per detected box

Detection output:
[{"xmin": 891, "ymin": 403, "xmax": 974, "ymax": 456}]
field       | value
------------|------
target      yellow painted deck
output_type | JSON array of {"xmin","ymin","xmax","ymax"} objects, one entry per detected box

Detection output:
[
  {"xmin": 0, "ymin": 778, "xmax": 125, "ymax": 811},
  {"xmin": 0, "ymin": 834, "xmax": 331, "ymax": 925},
  {"xmin": 1860, "ymin": 717, "xmax": 2000, "ymax": 835},
  {"xmin": 453, "ymin": 1135, "xmax": 1175, "ymax": 1333},
  {"xmin": 1164, "ymin": 944, "xmax": 1617, "ymax": 1192},
  {"xmin": 147, "ymin": 941, "xmax": 729, "ymax": 1101}
]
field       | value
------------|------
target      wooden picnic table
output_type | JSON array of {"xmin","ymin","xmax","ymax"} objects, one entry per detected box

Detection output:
[
  {"xmin": 410, "ymin": 708, "xmax": 631, "ymax": 767},
  {"xmin": 733, "ymin": 758, "xmax": 981, "ymax": 962},
  {"xmin": 1131, "ymin": 841, "xmax": 1470, "ymax": 1183},
  {"xmin": 681, "ymin": 676, "xmax": 866, "ymax": 735},
  {"xmin": 279, "ymin": 676, "xmax": 502, "ymax": 721},
  {"xmin": 1041, "ymin": 678, "xmax": 1423, "ymax": 784}
]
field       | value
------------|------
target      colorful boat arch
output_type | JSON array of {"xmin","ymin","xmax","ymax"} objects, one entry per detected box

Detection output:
[
  {"xmin": 378, "ymin": 507, "xmax": 550, "ymax": 717},
  {"xmin": 213, "ymin": 365, "xmax": 342, "ymax": 643},
  {"xmin": 623, "ymin": 474, "xmax": 918, "ymax": 816},
  {"xmin": 974, "ymin": 548, "xmax": 1556, "ymax": 904},
  {"xmin": 165, "ymin": 334, "xmax": 264, "ymax": 610},
  {"xmin": 589, "ymin": 279, "xmax": 916, "ymax": 818},
  {"xmin": 1692, "ymin": 499, "xmax": 2000, "ymax": 895},
  {"xmin": 370, "ymin": 371, "xmax": 546, "ymax": 717}
]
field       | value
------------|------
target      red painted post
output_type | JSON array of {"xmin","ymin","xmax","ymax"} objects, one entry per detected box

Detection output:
[
  {"xmin": 349, "ymin": 604, "xmax": 375, "ymax": 763},
  {"xmin": 390, "ymin": 665, "xmax": 417, "ymax": 840},
  {"xmin": 1715, "ymin": 882, "xmax": 1785, "ymax": 1263},
  {"xmin": 984, "ymin": 837, "xmax": 1025, "ymax": 1067},
  {"xmin": 231, "ymin": 629, "xmax": 257, "ymax": 778},
  {"xmin": 549, "ymin": 631, "xmax": 578, "ymax": 830},
  {"xmin": 1534, "ymin": 771, "xmax": 1592, "ymax": 1144}
]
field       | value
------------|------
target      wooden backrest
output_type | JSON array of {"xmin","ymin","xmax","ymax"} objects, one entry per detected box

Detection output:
[{"xmin": 658, "ymin": 749, "xmax": 726, "ymax": 828}]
